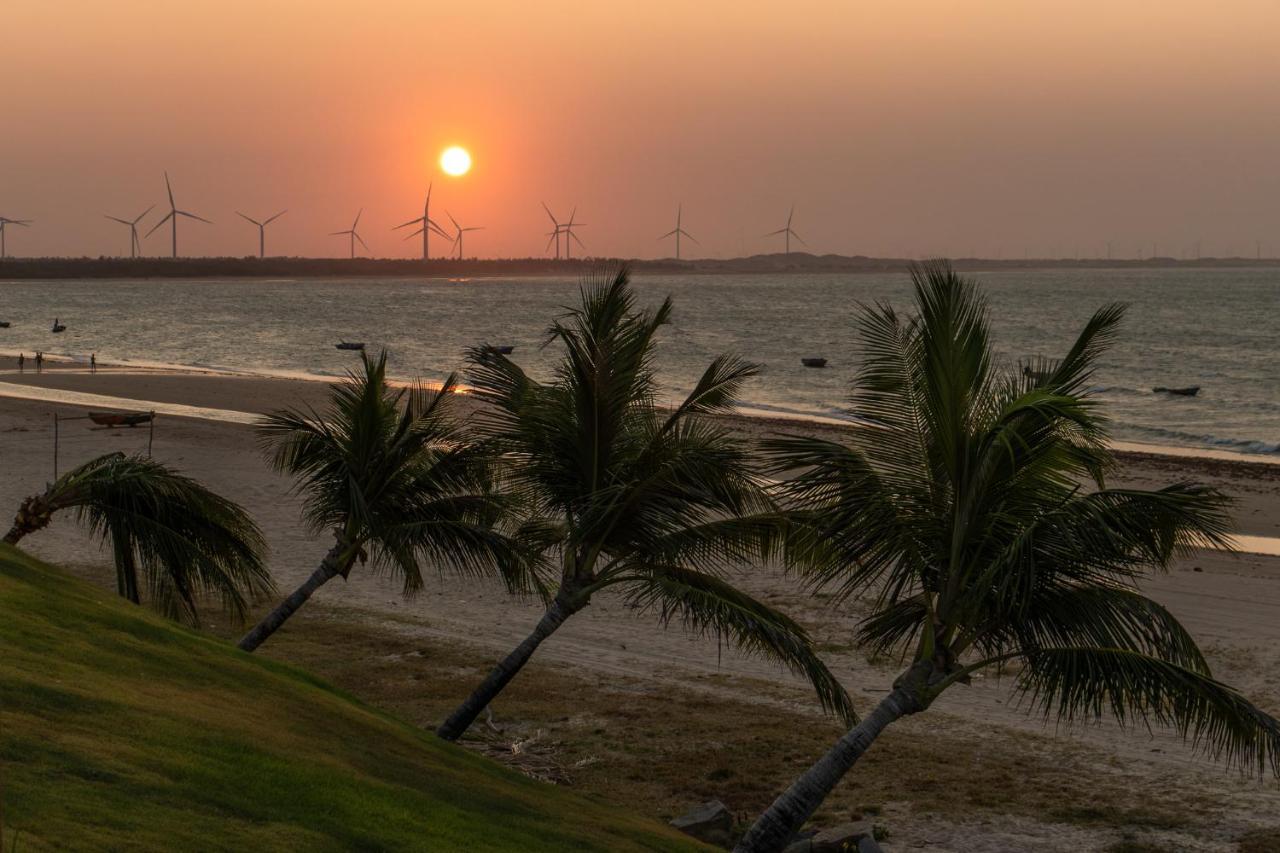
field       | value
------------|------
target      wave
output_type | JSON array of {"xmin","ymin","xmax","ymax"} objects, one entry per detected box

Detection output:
[{"xmin": 1124, "ymin": 424, "xmax": 1279, "ymax": 455}]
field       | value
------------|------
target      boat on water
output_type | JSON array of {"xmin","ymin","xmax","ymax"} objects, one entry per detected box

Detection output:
[
  {"xmin": 88, "ymin": 411, "xmax": 153, "ymax": 428},
  {"xmin": 484, "ymin": 344, "xmax": 515, "ymax": 355},
  {"xmin": 801, "ymin": 357, "xmax": 828, "ymax": 368},
  {"xmin": 1153, "ymin": 386, "xmax": 1200, "ymax": 397},
  {"xmin": 51, "ymin": 323, "xmax": 66, "ymax": 333},
  {"xmin": 335, "ymin": 341, "xmax": 365, "ymax": 351}
]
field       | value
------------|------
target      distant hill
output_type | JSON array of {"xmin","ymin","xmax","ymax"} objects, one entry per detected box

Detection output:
[
  {"xmin": 1, "ymin": 253, "xmax": 1278, "ymax": 279},
  {"xmin": 0, "ymin": 545, "xmax": 700, "ymax": 852}
]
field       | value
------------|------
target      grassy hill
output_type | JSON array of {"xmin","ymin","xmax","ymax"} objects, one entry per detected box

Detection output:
[{"xmin": 0, "ymin": 545, "xmax": 702, "ymax": 851}]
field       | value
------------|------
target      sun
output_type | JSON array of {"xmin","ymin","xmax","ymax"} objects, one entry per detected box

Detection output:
[{"xmin": 440, "ymin": 146, "xmax": 472, "ymax": 176}]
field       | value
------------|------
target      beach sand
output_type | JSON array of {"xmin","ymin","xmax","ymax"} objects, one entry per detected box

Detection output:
[{"xmin": 2, "ymin": 358, "xmax": 1277, "ymax": 851}]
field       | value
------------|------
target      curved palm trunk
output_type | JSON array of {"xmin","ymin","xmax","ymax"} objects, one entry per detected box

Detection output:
[
  {"xmin": 734, "ymin": 688, "xmax": 917, "ymax": 853},
  {"xmin": 436, "ymin": 593, "xmax": 578, "ymax": 741},
  {"xmin": 4, "ymin": 495, "xmax": 54, "ymax": 545},
  {"xmin": 237, "ymin": 543, "xmax": 347, "ymax": 653}
]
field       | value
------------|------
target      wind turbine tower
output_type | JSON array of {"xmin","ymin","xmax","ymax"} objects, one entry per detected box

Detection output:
[
  {"xmin": 394, "ymin": 184, "xmax": 449, "ymax": 260},
  {"xmin": 766, "ymin": 206, "xmax": 806, "ymax": 255},
  {"xmin": 145, "ymin": 172, "xmax": 211, "ymax": 258},
  {"xmin": 105, "ymin": 206, "xmax": 153, "ymax": 259},
  {"xmin": 330, "ymin": 210, "xmax": 369, "ymax": 259},
  {"xmin": 659, "ymin": 204, "xmax": 698, "ymax": 260},
  {"xmin": 237, "ymin": 210, "xmax": 287, "ymax": 259},
  {"xmin": 0, "ymin": 216, "xmax": 33, "ymax": 260}
]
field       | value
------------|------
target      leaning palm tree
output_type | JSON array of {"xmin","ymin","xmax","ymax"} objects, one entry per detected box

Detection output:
[
  {"xmin": 435, "ymin": 265, "xmax": 852, "ymax": 741},
  {"xmin": 237, "ymin": 350, "xmax": 517, "ymax": 652},
  {"xmin": 735, "ymin": 261, "xmax": 1280, "ymax": 852},
  {"xmin": 4, "ymin": 452, "xmax": 271, "ymax": 625}
]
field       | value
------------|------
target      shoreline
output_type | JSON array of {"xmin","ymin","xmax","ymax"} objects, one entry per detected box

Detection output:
[{"xmin": 2, "ymin": 350, "xmax": 1276, "ymax": 471}]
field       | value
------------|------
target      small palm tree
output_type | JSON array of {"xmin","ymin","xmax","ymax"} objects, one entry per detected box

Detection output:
[
  {"xmin": 435, "ymin": 266, "xmax": 852, "ymax": 741},
  {"xmin": 735, "ymin": 262, "xmax": 1280, "ymax": 852},
  {"xmin": 4, "ymin": 452, "xmax": 271, "ymax": 625},
  {"xmin": 237, "ymin": 351, "xmax": 517, "ymax": 652}
]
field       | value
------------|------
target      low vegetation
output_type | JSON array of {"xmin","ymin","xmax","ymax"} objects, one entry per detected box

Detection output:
[{"xmin": 0, "ymin": 546, "xmax": 700, "ymax": 852}]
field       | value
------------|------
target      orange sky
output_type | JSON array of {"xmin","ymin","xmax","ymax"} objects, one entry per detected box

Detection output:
[{"xmin": 6, "ymin": 1, "xmax": 1280, "ymax": 259}]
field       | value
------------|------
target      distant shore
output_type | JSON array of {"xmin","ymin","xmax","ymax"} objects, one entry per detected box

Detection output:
[{"xmin": 3, "ymin": 253, "xmax": 1280, "ymax": 280}]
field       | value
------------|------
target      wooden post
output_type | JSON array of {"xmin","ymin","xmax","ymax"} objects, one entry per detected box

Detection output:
[
  {"xmin": 53, "ymin": 412, "xmax": 59, "ymax": 478},
  {"xmin": 148, "ymin": 412, "xmax": 155, "ymax": 457}
]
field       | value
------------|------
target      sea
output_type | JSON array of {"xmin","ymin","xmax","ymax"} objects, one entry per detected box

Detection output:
[{"xmin": 0, "ymin": 267, "xmax": 1276, "ymax": 457}]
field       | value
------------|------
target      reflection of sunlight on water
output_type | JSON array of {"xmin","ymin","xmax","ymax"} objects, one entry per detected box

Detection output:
[{"xmin": 1230, "ymin": 535, "xmax": 1280, "ymax": 557}]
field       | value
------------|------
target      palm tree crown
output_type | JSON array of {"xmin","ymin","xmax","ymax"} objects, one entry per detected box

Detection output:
[
  {"xmin": 238, "ymin": 351, "xmax": 515, "ymax": 651},
  {"xmin": 436, "ymin": 265, "xmax": 851, "ymax": 741},
  {"xmin": 736, "ymin": 261, "xmax": 1280, "ymax": 851},
  {"xmin": 5, "ymin": 452, "xmax": 271, "ymax": 625}
]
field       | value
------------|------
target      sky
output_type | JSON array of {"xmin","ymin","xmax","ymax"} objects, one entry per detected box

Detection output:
[{"xmin": 6, "ymin": 1, "xmax": 1280, "ymax": 260}]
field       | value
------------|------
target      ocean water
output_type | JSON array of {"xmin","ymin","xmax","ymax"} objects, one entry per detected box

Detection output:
[{"xmin": 0, "ymin": 268, "xmax": 1276, "ymax": 456}]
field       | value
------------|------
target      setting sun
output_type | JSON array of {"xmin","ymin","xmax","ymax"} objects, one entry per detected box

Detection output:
[{"xmin": 440, "ymin": 146, "xmax": 471, "ymax": 176}]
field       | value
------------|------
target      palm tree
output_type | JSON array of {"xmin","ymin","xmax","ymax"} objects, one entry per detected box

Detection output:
[
  {"xmin": 237, "ymin": 351, "xmax": 517, "ymax": 652},
  {"xmin": 735, "ymin": 261, "xmax": 1280, "ymax": 852},
  {"xmin": 4, "ymin": 452, "xmax": 271, "ymax": 625},
  {"xmin": 435, "ymin": 266, "xmax": 852, "ymax": 741}
]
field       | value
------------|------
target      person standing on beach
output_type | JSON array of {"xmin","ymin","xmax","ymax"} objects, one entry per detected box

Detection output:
[
  {"xmin": 35, "ymin": 351, "xmax": 43, "ymax": 372},
  {"xmin": 17, "ymin": 353, "xmax": 23, "ymax": 372},
  {"xmin": 90, "ymin": 353, "xmax": 96, "ymax": 373}
]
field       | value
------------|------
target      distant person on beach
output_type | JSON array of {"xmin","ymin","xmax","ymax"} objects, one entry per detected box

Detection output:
[
  {"xmin": 90, "ymin": 353, "xmax": 96, "ymax": 373},
  {"xmin": 35, "ymin": 351, "xmax": 43, "ymax": 372},
  {"xmin": 17, "ymin": 353, "xmax": 24, "ymax": 372}
]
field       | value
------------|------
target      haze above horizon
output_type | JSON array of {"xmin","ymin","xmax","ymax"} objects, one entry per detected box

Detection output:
[{"xmin": 7, "ymin": 1, "xmax": 1280, "ymax": 261}]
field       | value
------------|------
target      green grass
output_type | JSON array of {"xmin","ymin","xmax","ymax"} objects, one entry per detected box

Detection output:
[{"xmin": 0, "ymin": 545, "xmax": 702, "ymax": 852}]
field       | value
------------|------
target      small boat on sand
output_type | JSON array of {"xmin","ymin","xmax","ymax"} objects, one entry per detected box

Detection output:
[
  {"xmin": 0, "ymin": 321, "xmax": 10, "ymax": 328},
  {"xmin": 801, "ymin": 357, "xmax": 828, "ymax": 368},
  {"xmin": 1153, "ymin": 386, "xmax": 1200, "ymax": 397},
  {"xmin": 89, "ymin": 411, "xmax": 153, "ymax": 428},
  {"xmin": 484, "ymin": 345, "xmax": 515, "ymax": 355},
  {"xmin": 335, "ymin": 341, "xmax": 365, "ymax": 351},
  {"xmin": 51, "ymin": 323, "xmax": 66, "ymax": 333}
]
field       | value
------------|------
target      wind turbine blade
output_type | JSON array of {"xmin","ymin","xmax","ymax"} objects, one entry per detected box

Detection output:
[
  {"xmin": 425, "ymin": 182, "xmax": 432, "ymax": 205},
  {"xmin": 403, "ymin": 228, "xmax": 424, "ymax": 241},
  {"xmin": 570, "ymin": 232, "xmax": 585, "ymax": 249},
  {"xmin": 393, "ymin": 216, "xmax": 424, "ymax": 230},
  {"xmin": 684, "ymin": 231, "xmax": 700, "ymax": 245},
  {"xmin": 237, "ymin": 212, "xmax": 260, "ymax": 226},
  {"xmin": 541, "ymin": 201, "xmax": 558, "ymax": 226},
  {"xmin": 329, "ymin": 230, "xmax": 350, "ymax": 237},
  {"xmin": 791, "ymin": 231, "xmax": 807, "ymax": 246},
  {"xmin": 180, "ymin": 211, "xmax": 213, "ymax": 224},
  {"xmin": 429, "ymin": 223, "xmax": 452, "ymax": 239},
  {"xmin": 659, "ymin": 228, "xmax": 678, "ymax": 240},
  {"xmin": 764, "ymin": 228, "xmax": 788, "ymax": 237},
  {"xmin": 353, "ymin": 209, "xmax": 362, "ymax": 229},
  {"xmin": 787, "ymin": 205, "xmax": 794, "ymax": 227},
  {"xmin": 567, "ymin": 206, "xmax": 577, "ymax": 226},
  {"xmin": 264, "ymin": 210, "xmax": 287, "ymax": 224},
  {"xmin": 165, "ymin": 172, "xmax": 175, "ymax": 208},
  {"xmin": 355, "ymin": 232, "xmax": 370, "ymax": 251},
  {"xmin": 545, "ymin": 232, "xmax": 558, "ymax": 252},
  {"xmin": 145, "ymin": 211, "xmax": 175, "ymax": 237},
  {"xmin": 105, "ymin": 215, "xmax": 132, "ymax": 225},
  {"xmin": 133, "ymin": 204, "xmax": 155, "ymax": 224},
  {"xmin": 447, "ymin": 211, "xmax": 461, "ymax": 231}
]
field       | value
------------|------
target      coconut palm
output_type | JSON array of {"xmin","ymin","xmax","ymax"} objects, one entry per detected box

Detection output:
[
  {"xmin": 237, "ymin": 350, "xmax": 517, "ymax": 652},
  {"xmin": 735, "ymin": 261, "xmax": 1280, "ymax": 852},
  {"xmin": 435, "ymin": 266, "xmax": 852, "ymax": 741},
  {"xmin": 4, "ymin": 452, "xmax": 271, "ymax": 625}
]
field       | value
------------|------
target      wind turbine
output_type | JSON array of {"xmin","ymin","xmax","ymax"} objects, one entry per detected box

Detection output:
[
  {"xmin": 393, "ymin": 184, "xmax": 450, "ymax": 260},
  {"xmin": 445, "ymin": 212, "xmax": 484, "ymax": 259},
  {"xmin": 541, "ymin": 202, "xmax": 563, "ymax": 259},
  {"xmin": 658, "ymin": 204, "xmax": 698, "ymax": 260},
  {"xmin": 104, "ymin": 206, "xmax": 153, "ymax": 258},
  {"xmin": 145, "ymin": 172, "xmax": 211, "ymax": 258},
  {"xmin": 0, "ymin": 216, "xmax": 33, "ymax": 260},
  {"xmin": 330, "ymin": 209, "xmax": 369, "ymax": 259},
  {"xmin": 236, "ymin": 209, "xmax": 287, "ymax": 259},
  {"xmin": 561, "ymin": 207, "xmax": 586, "ymax": 260},
  {"xmin": 765, "ymin": 206, "xmax": 806, "ymax": 255}
]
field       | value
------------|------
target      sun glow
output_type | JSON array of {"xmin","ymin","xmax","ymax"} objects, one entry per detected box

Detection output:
[{"xmin": 440, "ymin": 146, "xmax": 472, "ymax": 176}]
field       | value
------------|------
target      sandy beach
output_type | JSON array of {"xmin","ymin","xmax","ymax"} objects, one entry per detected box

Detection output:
[{"xmin": 2, "ymin": 357, "xmax": 1278, "ymax": 851}]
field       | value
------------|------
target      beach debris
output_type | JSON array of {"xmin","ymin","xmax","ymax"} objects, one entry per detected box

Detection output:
[
  {"xmin": 801, "ymin": 357, "xmax": 828, "ymax": 368},
  {"xmin": 784, "ymin": 820, "xmax": 882, "ymax": 853},
  {"xmin": 670, "ymin": 800, "xmax": 733, "ymax": 848},
  {"xmin": 335, "ymin": 341, "xmax": 365, "ymax": 351}
]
